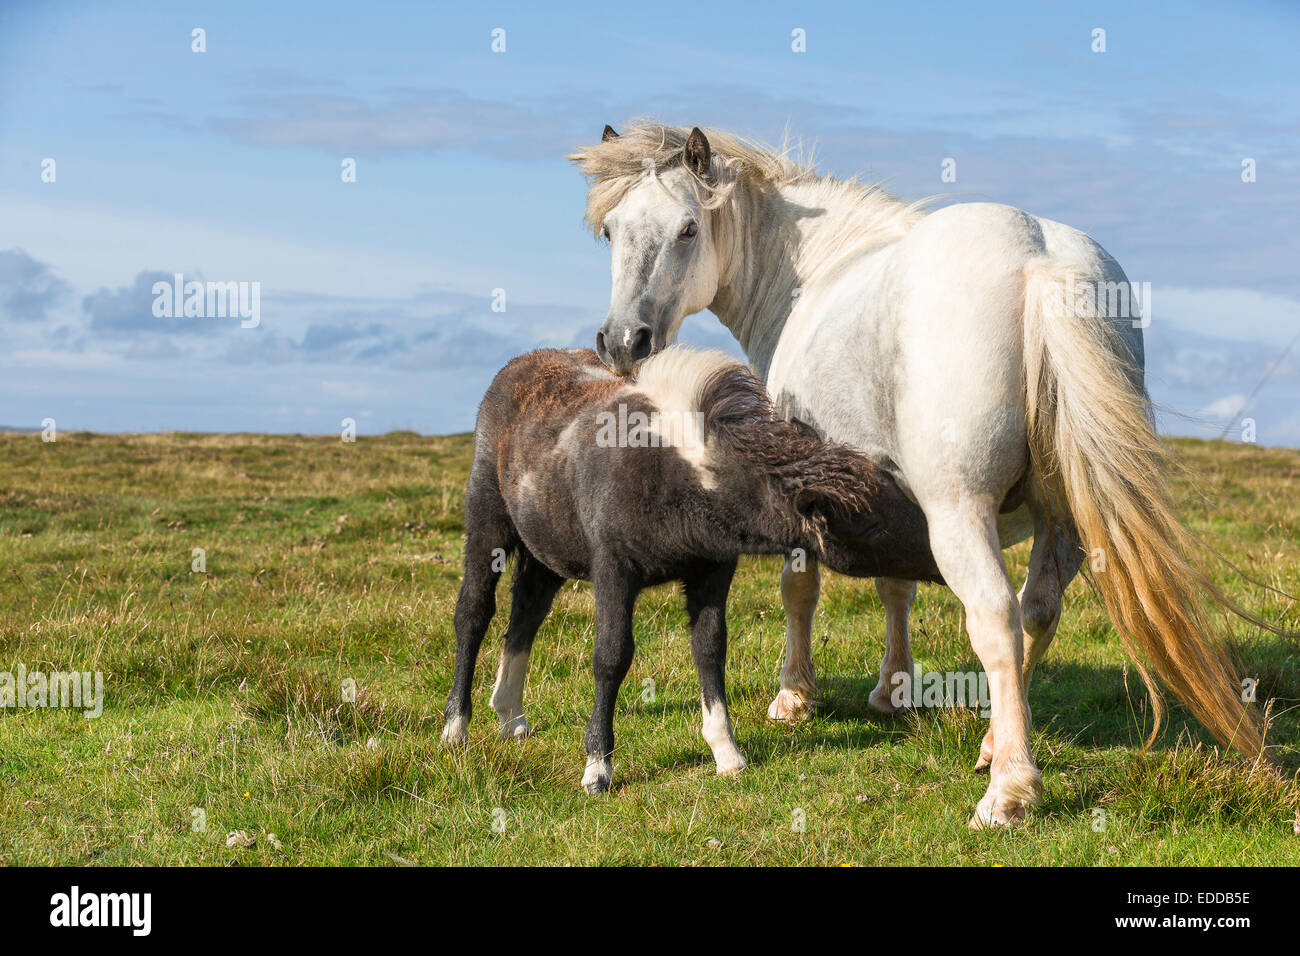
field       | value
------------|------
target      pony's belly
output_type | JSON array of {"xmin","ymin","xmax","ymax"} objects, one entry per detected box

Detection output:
[
  {"xmin": 764, "ymin": 277, "xmax": 903, "ymax": 469},
  {"xmin": 996, "ymin": 504, "xmax": 1034, "ymax": 549}
]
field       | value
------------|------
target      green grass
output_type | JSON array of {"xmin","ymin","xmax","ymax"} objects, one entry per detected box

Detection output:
[{"xmin": 1, "ymin": 431, "xmax": 1298, "ymax": 865}]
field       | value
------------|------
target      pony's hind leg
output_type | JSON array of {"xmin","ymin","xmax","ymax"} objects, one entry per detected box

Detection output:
[
  {"xmin": 441, "ymin": 483, "xmax": 513, "ymax": 746},
  {"xmin": 923, "ymin": 499, "xmax": 1042, "ymax": 827},
  {"xmin": 582, "ymin": 561, "xmax": 637, "ymax": 794},
  {"xmin": 1020, "ymin": 516, "xmax": 1082, "ymax": 680},
  {"xmin": 490, "ymin": 550, "xmax": 564, "ymax": 740},
  {"xmin": 685, "ymin": 561, "xmax": 746, "ymax": 775},
  {"xmin": 867, "ymin": 577, "xmax": 917, "ymax": 715},
  {"xmin": 767, "ymin": 556, "xmax": 819, "ymax": 721},
  {"xmin": 975, "ymin": 508, "xmax": 1082, "ymax": 771}
]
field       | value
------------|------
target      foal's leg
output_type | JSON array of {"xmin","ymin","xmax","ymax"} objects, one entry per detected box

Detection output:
[
  {"xmin": 442, "ymin": 491, "xmax": 513, "ymax": 746},
  {"xmin": 490, "ymin": 550, "xmax": 564, "ymax": 740},
  {"xmin": 767, "ymin": 555, "xmax": 819, "ymax": 721},
  {"xmin": 582, "ymin": 562, "xmax": 637, "ymax": 794},
  {"xmin": 685, "ymin": 561, "xmax": 746, "ymax": 775},
  {"xmin": 975, "ymin": 508, "xmax": 1082, "ymax": 771},
  {"xmin": 924, "ymin": 499, "xmax": 1042, "ymax": 827},
  {"xmin": 867, "ymin": 577, "xmax": 917, "ymax": 714}
]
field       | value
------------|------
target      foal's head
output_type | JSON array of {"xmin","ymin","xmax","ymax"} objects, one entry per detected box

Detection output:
[
  {"xmin": 571, "ymin": 124, "xmax": 736, "ymax": 373},
  {"xmin": 684, "ymin": 352, "xmax": 913, "ymax": 557}
]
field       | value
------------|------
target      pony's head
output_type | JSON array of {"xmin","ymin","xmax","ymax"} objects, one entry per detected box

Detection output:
[{"xmin": 570, "ymin": 124, "xmax": 737, "ymax": 373}]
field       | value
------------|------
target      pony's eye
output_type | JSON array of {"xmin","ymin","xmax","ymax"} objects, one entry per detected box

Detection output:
[
  {"xmin": 679, "ymin": 221, "xmax": 698, "ymax": 240},
  {"xmin": 601, "ymin": 224, "xmax": 610, "ymax": 241}
]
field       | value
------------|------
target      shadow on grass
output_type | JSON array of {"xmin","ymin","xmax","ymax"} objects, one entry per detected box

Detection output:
[{"xmin": 815, "ymin": 660, "xmax": 1298, "ymax": 760}]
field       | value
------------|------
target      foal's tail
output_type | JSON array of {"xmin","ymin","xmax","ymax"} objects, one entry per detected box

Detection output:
[{"xmin": 1022, "ymin": 259, "xmax": 1273, "ymax": 758}]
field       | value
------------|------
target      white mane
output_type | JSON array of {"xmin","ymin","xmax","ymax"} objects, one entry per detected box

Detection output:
[{"xmin": 629, "ymin": 345, "xmax": 745, "ymax": 414}]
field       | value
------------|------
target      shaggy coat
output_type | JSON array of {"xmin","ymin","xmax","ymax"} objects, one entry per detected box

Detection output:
[{"xmin": 442, "ymin": 346, "xmax": 939, "ymax": 792}]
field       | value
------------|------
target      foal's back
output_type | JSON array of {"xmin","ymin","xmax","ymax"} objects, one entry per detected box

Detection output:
[{"xmin": 475, "ymin": 347, "xmax": 762, "ymax": 582}]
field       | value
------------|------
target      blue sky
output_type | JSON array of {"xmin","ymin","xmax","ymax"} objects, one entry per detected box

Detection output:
[{"xmin": 2, "ymin": 0, "xmax": 1298, "ymax": 442}]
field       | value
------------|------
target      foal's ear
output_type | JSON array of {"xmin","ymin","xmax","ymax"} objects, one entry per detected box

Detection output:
[
  {"xmin": 684, "ymin": 126, "xmax": 712, "ymax": 180},
  {"xmin": 794, "ymin": 489, "xmax": 823, "ymax": 520},
  {"xmin": 789, "ymin": 417, "xmax": 821, "ymax": 441},
  {"xmin": 602, "ymin": 124, "xmax": 620, "ymax": 142}
]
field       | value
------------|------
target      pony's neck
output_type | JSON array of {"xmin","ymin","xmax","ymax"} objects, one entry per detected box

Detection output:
[{"xmin": 709, "ymin": 175, "xmax": 921, "ymax": 381}]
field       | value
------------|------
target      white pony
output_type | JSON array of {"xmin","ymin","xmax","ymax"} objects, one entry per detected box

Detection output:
[{"xmin": 570, "ymin": 122, "xmax": 1267, "ymax": 827}]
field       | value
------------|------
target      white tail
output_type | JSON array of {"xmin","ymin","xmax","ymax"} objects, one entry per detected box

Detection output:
[{"xmin": 1022, "ymin": 259, "xmax": 1263, "ymax": 757}]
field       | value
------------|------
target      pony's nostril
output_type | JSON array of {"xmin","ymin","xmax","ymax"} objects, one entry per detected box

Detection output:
[
  {"xmin": 595, "ymin": 330, "xmax": 608, "ymax": 360},
  {"xmin": 631, "ymin": 326, "xmax": 653, "ymax": 361}
]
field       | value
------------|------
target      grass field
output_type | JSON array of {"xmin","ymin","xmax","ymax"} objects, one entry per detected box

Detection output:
[{"xmin": 1, "ymin": 431, "xmax": 1298, "ymax": 866}]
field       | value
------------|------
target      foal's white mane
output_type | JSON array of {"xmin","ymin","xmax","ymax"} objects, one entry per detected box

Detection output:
[
  {"xmin": 630, "ymin": 345, "xmax": 742, "ymax": 415},
  {"xmin": 569, "ymin": 122, "xmax": 931, "ymax": 369}
]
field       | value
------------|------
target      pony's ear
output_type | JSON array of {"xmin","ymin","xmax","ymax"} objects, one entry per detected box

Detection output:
[
  {"xmin": 602, "ymin": 124, "xmax": 620, "ymax": 142},
  {"xmin": 684, "ymin": 126, "xmax": 712, "ymax": 180}
]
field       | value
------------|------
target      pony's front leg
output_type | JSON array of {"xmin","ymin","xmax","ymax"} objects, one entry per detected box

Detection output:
[
  {"xmin": 685, "ymin": 562, "xmax": 746, "ymax": 775},
  {"xmin": 868, "ymin": 577, "xmax": 916, "ymax": 714},
  {"xmin": 582, "ymin": 563, "xmax": 637, "ymax": 794},
  {"xmin": 767, "ymin": 555, "xmax": 819, "ymax": 722}
]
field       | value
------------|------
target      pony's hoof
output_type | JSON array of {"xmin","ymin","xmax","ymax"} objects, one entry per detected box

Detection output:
[
  {"xmin": 867, "ymin": 685, "xmax": 903, "ymax": 715},
  {"xmin": 440, "ymin": 716, "xmax": 469, "ymax": 747},
  {"xmin": 868, "ymin": 676, "xmax": 909, "ymax": 712},
  {"xmin": 499, "ymin": 716, "xmax": 532, "ymax": 740},
  {"xmin": 968, "ymin": 798, "xmax": 1029, "ymax": 830},
  {"xmin": 766, "ymin": 688, "xmax": 813, "ymax": 722},
  {"xmin": 715, "ymin": 754, "xmax": 748, "ymax": 776}
]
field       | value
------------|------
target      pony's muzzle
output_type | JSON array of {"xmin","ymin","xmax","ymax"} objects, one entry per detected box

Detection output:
[{"xmin": 596, "ymin": 321, "xmax": 653, "ymax": 374}]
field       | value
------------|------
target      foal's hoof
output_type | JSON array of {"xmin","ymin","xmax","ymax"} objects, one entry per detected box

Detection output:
[
  {"xmin": 767, "ymin": 688, "xmax": 814, "ymax": 723},
  {"xmin": 581, "ymin": 757, "xmax": 613, "ymax": 794},
  {"xmin": 498, "ymin": 716, "xmax": 532, "ymax": 740},
  {"xmin": 440, "ymin": 716, "xmax": 469, "ymax": 748}
]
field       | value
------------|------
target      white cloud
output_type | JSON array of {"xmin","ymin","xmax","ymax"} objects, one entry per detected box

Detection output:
[
  {"xmin": 1154, "ymin": 287, "xmax": 1300, "ymax": 346},
  {"xmin": 1198, "ymin": 394, "xmax": 1249, "ymax": 421}
]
